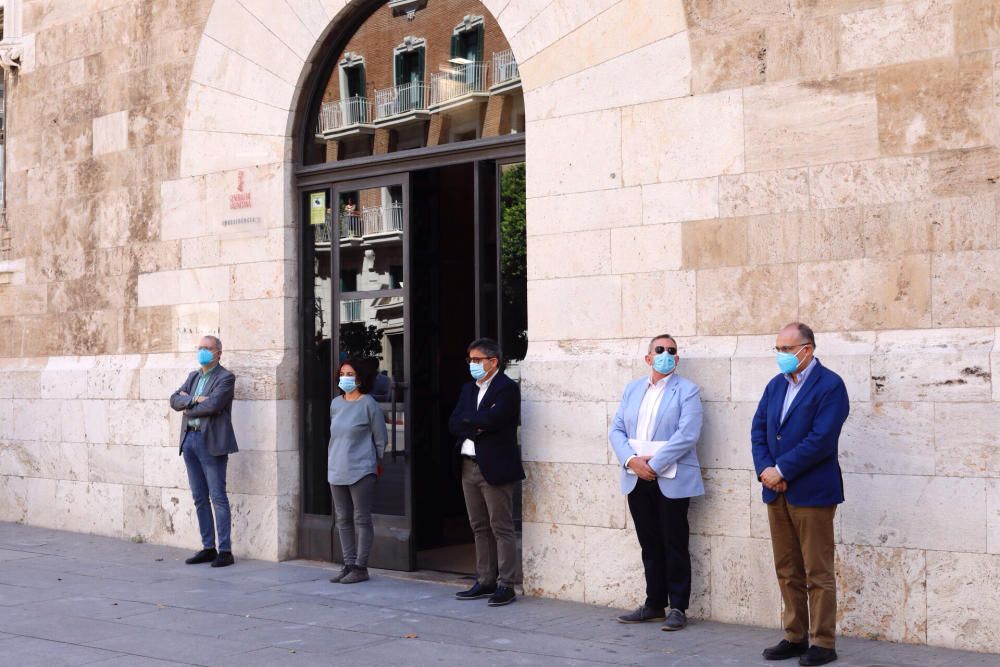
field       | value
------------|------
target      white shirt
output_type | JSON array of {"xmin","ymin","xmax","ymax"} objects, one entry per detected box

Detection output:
[
  {"xmin": 624, "ymin": 374, "xmax": 671, "ymax": 468},
  {"xmin": 460, "ymin": 372, "xmax": 496, "ymax": 457}
]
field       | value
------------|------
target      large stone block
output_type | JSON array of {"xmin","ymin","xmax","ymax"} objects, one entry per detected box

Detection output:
[
  {"xmin": 39, "ymin": 357, "xmax": 93, "ymax": 399},
  {"xmin": 642, "ymin": 178, "xmax": 719, "ymax": 225},
  {"xmin": 933, "ymin": 402, "xmax": 1000, "ymax": 477},
  {"xmin": 932, "ymin": 250, "xmax": 1000, "ymax": 327},
  {"xmin": 926, "ymin": 551, "xmax": 1000, "ymax": 652},
  {"xmin": 871, "ymin": 328, "xmax": 993, "ymax": 402},
  {"xmin": 799, "ymin": 256, "xmax": 931, "ymax": 331},
  {"xmin": 229, "ymin": 260, "xmax": 296, "ymax": 301},
  {"xmin": 88, "ymin": 443, "xmax": 144, "ymax": 486},
  {"xmin": 809, "ymin": 156, "xmax": 930, "ymax": 209},
  {"xmin": 0, "ymin": 441, "xmax": 88, "ymax": 481},
  {"xmin": 220, "ymin": 298, "xmax": 295, "ymax": 352},
  {"xmin": 522, "ymin": 522, "xmax": 586, "ymax": 602},
  {"xmin": 137, "ymin": 266, "xmax": 230, "ymax": 307},
  {"xmin": 690, "ymin": 468, "xmax": 753, "ymax": 537},
  {"xmin": 226, "ymin": 449, "xmax": 279, "ymax": 496},
  {"xmin": 521, "ymin": 400, "xmax": 609, "ymax": 465},
  {"xmin": 526, "ymin": 188, "xmax": 641, "ymax": 236},
  {"xmin": 839, "ymin": 0, "xmax": 954, "ymax": 71},
  {"xmin": 836, "ymin": 544, "xmax": 927, "ymax": 644},
  {"xmin": 202, "ymin": 0, "xmax": 304, "ymax": 85},
  {"xmin": 12, "ymin": 398, "xmax": 61, "ymax": 442},
  {"xmin": 689, "ymin": 28, "xmax": 766, "ymax": 94},
  {"xmin": 582, "ymin": 525, "xmax": 643, "ymax": 608},
  {"xmin": 698, "ymin": 401, "xmax": 757, "ymax": 469},
  {"xmin": 709, "ymin": 535, "xmax": 782, "ymax": 628},
  {"xmin": 877, "ymin": 53, "xmax": 995, "ymax": 156},
  {"xmin": 610, "ymin": 223, "xmax": 682, "ymax": 274},
  {"xmin": 520, "ymin": 357, "xmax": 634, "ymax": 404},
  {"xmin": 930, "ymin": 146, "xmax": 1000, "ymax": 198},
  {"xmin": 518, "ymin": 0, "xmax": 685, "ymax": 89},
  {"xmin": 765, "ymin": 15, "xmax": 839, "ymax": 83},
  {"xmin": 527, "ymin": 230, "xmax": 611, "ymax": 280},
  {"xmin": 955, "ymin": 0, "xmax": 1000, "ymax": 53},
  {"xmin": 840, "ymin": 473, "xmax": 985, "ymax": 551},
  {"xmin": 720, "ymin": 168, "xmax": 810, "ymax": 217},
  {"xmin": 505, "ymin": 0, "xmax": 621, "ymax": 64},
  {"xmin": 123, "ymin": 485, "xmax": 200, "ymax": 549},
  {"xmin": 107, "ymin": 399, "xmax": 172, "ymax": 447},
  {"xmin": 685, "ymin": 0, "xmax": 795, "ymax": 34},
  {"xmin": 526, "ymin": 110, "xmax": 621, "ymax": 198},
  {"xmin": 680, "ymin": 356, "xmax": 732, "ymax": 402},
  {"xmin": 143, "ymin": 445, "xmax": 189, "ymax": 490},
  {"xmin": 682, "ymin": 218, "xmax": 747, "ymax": 269},
  {"xmin": 528, "ymin": 276, "xmax": 622, "ymax": 341},
  {"xmin": 989, "ymin": 478, "xmax": 1000, "ymax": 554},
  {"xmin": 621, "ymin": 90, "xmax": 744, "ymax": 185},
  {"xmin": 621, "ymin": 270, "xmax": 697, "ymax": 337},
  {"xmin": 744, "ymin": 77, "xmax": 879, "ymax": 171},
  {"xmin": 696, "ymin": 264, "xmax": 797, "ymax": 336},
  {"xmin": 525, "ymin": 35, "xmax": 690, "ymax": 119},
  {"xmin": 53, "ymin": 480, "xmax": 124, "ymax": 538},
  {"xmin": 522, "ymin": 462, "xmax": 626, "ymax": 529},
  {"xmin": 231, "ymin": 399, "xmax": 296, "ymax": 451},
  {"xmin": 841, "ymin": 402, "xmax": 934, "ymax": 475}
]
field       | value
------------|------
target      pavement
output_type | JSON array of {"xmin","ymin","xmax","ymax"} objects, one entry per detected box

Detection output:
[{"xmin": 0, "ymin": 523, "xmax": 996, "ymax": 666}]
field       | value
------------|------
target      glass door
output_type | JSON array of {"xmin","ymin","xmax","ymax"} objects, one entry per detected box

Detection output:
[{"xmin": 302, "ymin": 173, "xmax": 414, "ymax": 571}]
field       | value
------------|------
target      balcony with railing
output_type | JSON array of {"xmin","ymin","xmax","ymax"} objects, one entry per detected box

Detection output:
[
  {"xmin": 362, "ymin": 203, "xmax": 404, "ymax": 238},
  {"xmin": 316, "ymin": 96, "xmax": 374, "ymax": 139},
  {"xmin": 374, "ymin": 82, "xmax": 431, "ymax": 124},
  {"xmin": 429, "ymin": 61, "xmax": 489, "ymax": 110},
  {"xmin": 491, "ymin": 50, "xmax": 520, "ymax": 92}
]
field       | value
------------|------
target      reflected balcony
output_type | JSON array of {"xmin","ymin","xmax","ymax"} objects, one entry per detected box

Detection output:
[
  {"xmin": 374, "ymin": 82, "xmax": 431, "ymax": 126},
  {"xmin": 429, "ymin": 61, "xmax": 489, "ymax": 112},
  {"xmin": 316, "ymin": 96, "xmax": 375, "ymax": 140},
  {"xmin": 490, "ymin": 49, "xmax": 520, "ymax": 94}
]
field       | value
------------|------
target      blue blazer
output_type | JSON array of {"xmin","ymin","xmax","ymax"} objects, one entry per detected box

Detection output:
[
  {"xmin": 751, "ymin": 359, "xmax": 849, "ymax": 507},
  {"xmin": 609, "ymin": 374, "xmax": 704, "ymax": 499}
]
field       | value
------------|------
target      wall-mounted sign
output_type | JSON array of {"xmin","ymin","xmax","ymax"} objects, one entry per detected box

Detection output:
[
  {"xmin": 310, "ymin": 192, "xmax": 327, "ymax": 225},
  {"xmin": 229, "ymin": 171, "xmax": 253, "ymax": 209}
]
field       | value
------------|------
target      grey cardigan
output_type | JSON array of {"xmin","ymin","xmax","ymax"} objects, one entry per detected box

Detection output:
[
  {"xmin": 328, "ymin": 394, "xmax": 388, "ymax": 485},
  {"xmin": 169, "ymin": 365, "xmax": 239, "ymax": 457}
]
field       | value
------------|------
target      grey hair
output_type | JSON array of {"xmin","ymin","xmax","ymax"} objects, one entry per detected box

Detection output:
[
  {"xmin": 467, "ymin": 337, "xmax": 501, "ymax": 361},
  {"xmin": 202, "ymin": 335, "xmax": 223, "ymax": 353},
  {"xmin": 648, "ymin": 333, "xmax": 677, "ymax": 353}
]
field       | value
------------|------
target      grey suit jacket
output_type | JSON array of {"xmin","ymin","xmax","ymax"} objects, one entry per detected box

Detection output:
[{"xmin": 169, "ymin": 364, "xmax": 239, "ymax": 457}]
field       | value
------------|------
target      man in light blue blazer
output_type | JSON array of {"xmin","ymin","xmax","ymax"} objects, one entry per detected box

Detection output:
[{"xmin": 609, "ymin": 333, "xmax": 704, "ymax": 631}]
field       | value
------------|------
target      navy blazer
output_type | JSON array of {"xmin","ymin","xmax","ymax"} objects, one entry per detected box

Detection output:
[
  {"xmin": 448, "ymin": 371, "xmax": 525, "ymax": 486},
  {"xmin": 750, "ymin": 359, "xmax": 849, "ymax": 507}
]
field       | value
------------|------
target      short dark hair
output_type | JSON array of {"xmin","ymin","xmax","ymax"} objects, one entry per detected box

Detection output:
[
  {"xmin": 336, "ymin": 356, "xmax": 373, "ymax": 394},
  {"xmin": 648, "ymin": 333, "xmax": 677, "ymax": 353},
  {"xmin": 790, "ymin": 322, "xmax": 816, "ymax": 347},
  {"xmin": 467, "ymin": 337, "xmax": 501, "ymax": 361}
]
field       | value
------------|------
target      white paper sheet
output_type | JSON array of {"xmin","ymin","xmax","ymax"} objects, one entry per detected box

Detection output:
[{"xmin": 625, "ymin": 439, "xmax": 677, "ymax": 479}]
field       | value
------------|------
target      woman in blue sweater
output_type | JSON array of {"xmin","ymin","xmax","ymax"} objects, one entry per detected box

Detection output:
[{"xmin": 328, "ymin": 357, "xmax": 388, "ymax": 584}]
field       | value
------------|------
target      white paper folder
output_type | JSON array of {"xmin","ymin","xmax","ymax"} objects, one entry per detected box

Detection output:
[{"xmin": 625, "ymin": 439, "xmax": 677, "ymax": 478}]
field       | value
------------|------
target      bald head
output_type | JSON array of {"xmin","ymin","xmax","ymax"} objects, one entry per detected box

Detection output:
[{"xmin": 775, "ymin": 322, "xmax": 814, "ymax": 375}]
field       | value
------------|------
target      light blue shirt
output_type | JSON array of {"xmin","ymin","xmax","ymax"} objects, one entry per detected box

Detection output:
[{"xmin": 776, "ymin": 357, "xmax": 817, "ymax": 479}]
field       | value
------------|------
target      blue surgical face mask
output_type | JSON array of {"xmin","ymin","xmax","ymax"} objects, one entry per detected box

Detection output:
[
  {"xmin": 197, "ymin": 348, "xmax": 214, "ymax": 366},
  {"xmin": 652, "ymin": 351, "xmax": 676, "ymax": 375},
  {"xmin": 469, "ymin": 363, "xmax": 487, "ymax": 380},
  {"xmin": 338, "ymin": 376, "xmax": 357, "ymax": 393},
  {"xmin": 777, "ymin": 347, "xmax": 806, "ymax": 374}
]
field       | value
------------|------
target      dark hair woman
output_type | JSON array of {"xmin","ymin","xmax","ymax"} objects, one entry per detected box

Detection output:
[{"xmin": 327, "ymin": 357, "xmax": 387, "ymax": 584}]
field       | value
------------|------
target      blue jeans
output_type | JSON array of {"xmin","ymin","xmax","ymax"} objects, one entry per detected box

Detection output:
[{"xmin": 182, "ymin": 430, "xmax": 231, "ymax": 552}]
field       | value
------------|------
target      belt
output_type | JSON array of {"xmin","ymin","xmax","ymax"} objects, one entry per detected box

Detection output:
[{"xmin": 185, "ymin": 424, "xmax": 201, "ymax": 432}]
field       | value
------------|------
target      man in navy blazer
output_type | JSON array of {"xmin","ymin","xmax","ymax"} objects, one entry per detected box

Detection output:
[
  {"xmin": 610, "ymin": 334, "xmax": 704, "ymax": 631},
  {"xmin": 751, "ymin": 323, "xmax": 849, "ymax": 667},
  {"xmin": 448, "ymin": 337, "xmax": 525, "ymax": 607}
]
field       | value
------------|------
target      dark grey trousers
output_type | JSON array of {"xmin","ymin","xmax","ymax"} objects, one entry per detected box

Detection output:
[
  {"xmin": 330, "ymin": 474, "xmax": 376, "ymax": 568},
  {"xmin": 461, "ymin": 459, "xmax": 518, "ymax": 587}
]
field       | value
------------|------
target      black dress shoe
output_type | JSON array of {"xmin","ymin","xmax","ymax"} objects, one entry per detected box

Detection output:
[
  {"xmin": 763, "ymin": 639, "xmax": 809, "ymax": 660},
  {"xmin": 661, "ymin": 608, "xmax": 687, "ymax": 631},
  {"xmin": 211, "ymin": 551, "xmax": 235, "ymax": 568},
  {"xmin": 185, "ymin": 548, "xmax": 217, "ymax": 565},
  {"xmin": 799, "ymin": 646, "xmax": 837, "ymax": 666},
  {"xmin": 487, "ymin": 586, "xmax": 516, "ymax": 607},
  {"xmin": 455, "ymin": 582, "xmax": 496, "ymax": 600},
  {"xmin": 617, "ymin": 605, "xmax": 666, "ymax": 624}
]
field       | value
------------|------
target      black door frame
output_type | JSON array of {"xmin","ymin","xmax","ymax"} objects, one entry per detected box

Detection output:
[{"xmin": 296, "ymin": 138, "xmax": 525, "ymax": 567}]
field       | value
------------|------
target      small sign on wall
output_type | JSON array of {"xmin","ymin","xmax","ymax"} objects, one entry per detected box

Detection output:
[{"xmin": 310, "ymin": 192, "xmax": 327, "ymax": 225}]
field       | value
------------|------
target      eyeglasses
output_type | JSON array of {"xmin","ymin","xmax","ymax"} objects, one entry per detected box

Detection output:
[
  {"xmin": 466, "ymin": 356, "xmax": 497, "ymax": 364},
  {"xmin": 653, "ymin": 346, "xmax": 677, "ymax": 355},
  {"xmin": 774, "ymin": 343, "xmax": 811, "ymax": 353}
]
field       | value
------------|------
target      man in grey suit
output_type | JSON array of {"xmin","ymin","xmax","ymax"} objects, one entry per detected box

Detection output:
[
  {"xmin": 170, "ymin": 335, "xmax": 239, "ymax": 568},
  {"xmin": 610, "ymin": 333, "xmax": 704, "ymax": 631}
]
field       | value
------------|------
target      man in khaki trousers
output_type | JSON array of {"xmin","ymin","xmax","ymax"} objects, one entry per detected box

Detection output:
[{"xmin": 751, "ymin": 323, "xmax": 849, "ymax": 667}]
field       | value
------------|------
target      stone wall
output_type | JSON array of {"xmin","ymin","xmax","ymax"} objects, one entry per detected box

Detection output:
[
  {"xmin": 516, "ymin": 0, "xmax": 1000, "ymax": 654},
  {"xmin": 0, "ymin": 0, "xmax": 997, "ymax": 654}
]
